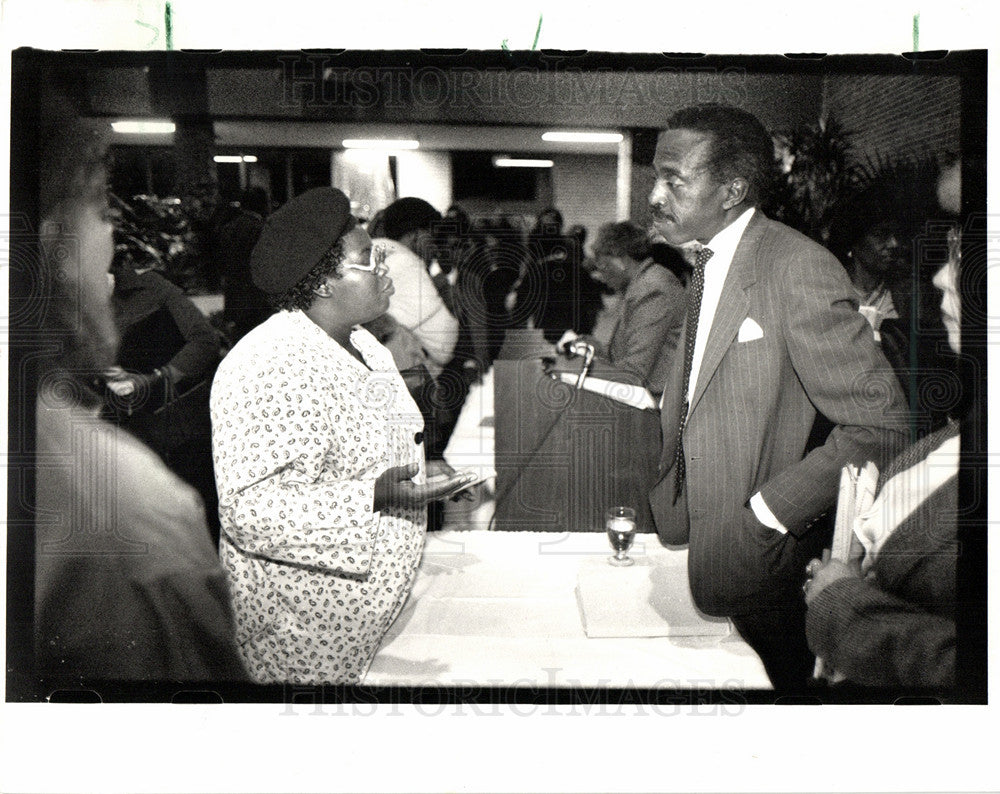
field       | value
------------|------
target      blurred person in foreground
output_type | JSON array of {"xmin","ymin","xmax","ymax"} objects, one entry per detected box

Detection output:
[
  {"xmin": 32, "ymin": 70, "xmax": 245, "ymax": 682},
  {"xmin": 211, "ymin": 187, "xmax": 475, "ymax": 684},
  {"xmin": 803, "ymin": 160, "xmax": 966, "ymax": 688}
]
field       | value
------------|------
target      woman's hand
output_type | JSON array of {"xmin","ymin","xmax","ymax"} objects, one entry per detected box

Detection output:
[
  {"xmin": 803, "ymin": 548, "xmax": 862, "ymax": 606},
  {"xmin": 373, "ymin": 463, "xmax": 477, "ymax": 511}
]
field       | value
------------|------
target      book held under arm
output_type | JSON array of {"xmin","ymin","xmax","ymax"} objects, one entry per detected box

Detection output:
[{"xmin": 813, "ymin": 460, "xmax": 878, "ymax": 681}]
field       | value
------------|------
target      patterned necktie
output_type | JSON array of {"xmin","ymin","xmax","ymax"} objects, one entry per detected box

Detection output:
[{"xmin": 673, "ymin": 246, "xmax": 713, "ymax": 504}]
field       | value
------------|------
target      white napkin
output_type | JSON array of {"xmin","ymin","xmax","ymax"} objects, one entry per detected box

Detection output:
[{"xmin": 576, "ymin": 557, "xmax": 730, "ymax": 638}]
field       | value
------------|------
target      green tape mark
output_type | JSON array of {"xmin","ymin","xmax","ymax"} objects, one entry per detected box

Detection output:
[
  {"xmin": 165, "ymin": 1, "xmax": 173, "ymax": 50},
  {"xmin": 134, "ymin": 19, "xmax": 159, "ymax": 46},
  {"xmin": 532, "ymin": 13, "xmax": 543, "ymax": 50},
  {"xmin": 912, "ymin": 12, "xmax": 919, "ymax": 52},
  {"xmin": 499, "ymin": 13, "xmax": 542, "ymax": 51}
]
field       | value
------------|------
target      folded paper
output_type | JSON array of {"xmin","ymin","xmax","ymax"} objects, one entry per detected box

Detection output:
[{"xmin": 556, "ymin": 373, "xmax": 657, "ymax": 410}]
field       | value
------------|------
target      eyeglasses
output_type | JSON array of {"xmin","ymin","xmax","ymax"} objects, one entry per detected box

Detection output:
[{"xmin": 342, "ymin": 243, "xmax": 388, "ymax": 275}]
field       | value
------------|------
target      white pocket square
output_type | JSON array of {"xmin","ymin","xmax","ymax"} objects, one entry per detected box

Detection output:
[{"xmin": 738, "ymin": 317, "xmax": 764, "ymax": 342}]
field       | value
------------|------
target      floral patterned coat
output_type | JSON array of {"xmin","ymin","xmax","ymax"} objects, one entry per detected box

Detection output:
[{"xmin": 210, "ymin": 311, "xmax": 426, "ymax": 684}]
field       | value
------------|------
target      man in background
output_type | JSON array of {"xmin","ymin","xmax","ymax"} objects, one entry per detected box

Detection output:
[{"xmin": 575, "ymin": 220, "xmax": 686, "ymax": 393}]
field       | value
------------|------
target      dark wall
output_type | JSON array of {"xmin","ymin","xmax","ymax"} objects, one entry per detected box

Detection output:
[{"xmin": 824, "ymin": 74, "xmax": 961, "ymax": 164}]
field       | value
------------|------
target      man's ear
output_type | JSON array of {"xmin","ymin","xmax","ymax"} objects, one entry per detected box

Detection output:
[
  {"xmin": 313, "ymin": 281, "xmax": 333, "ymax": 298},
  {"xmin": 721, "ymin": 177, "xmax": 750, "ymax": 210}
]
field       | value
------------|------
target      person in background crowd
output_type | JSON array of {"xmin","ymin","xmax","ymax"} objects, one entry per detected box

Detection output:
[
  {"xmin": 582, "ymin": 255, "xmax": 623, "ymax": 352},
  {"xmin": 211, "ymin": 187, "xmax": 474, "ymax": 683},
  {"xmin": 440, "ymin": 203, "xmax": 491, "ymax": 374},
  {"xmin": 431, "ymin": 204, "xmax": 494, "ymax": 452},
  {"xmin": 516, "ymin": 207, "xmax": 581, "ymax": 342},
  {"xmin": 32, "ymin": 68, "xmax": 245, "ymax": 682},
  {"xmin": 802, "ymin": 158, "xmax": 965, "ymax": 689},
  {"xmin": 827, "ymin": 170, "xmax": 954, "ymax": 436},
  {"xmin": 567, "ymin": 223, "xmax": 605, "ymax": 336},
  {"xmin": 826, "ymin": 188, "xmax": 907, "ymax": 356},
  {"xmin": 477, "ymin": 215, "xmax": 526, "ymax": 360},
  {"xmin": 102, "ymin": 254, "xmax": 222, "ymax": 542},
  {"xmin": 647, "ymin": 104, "xmax": 909, "ymax": 690},
  {"xmin": 369, "ymin": 197, "xmax": 459, "ymax": 377},
  {"xmin": 368, "ymin": 197, "xmax": 460, "ymax": 459},
  {"xmin": 216, "ymin": 185, "xmax": 273, "ymax": 342},
  {"xmin": 570, "ymin": 221, "xmax": 686, "ymax": 393}
]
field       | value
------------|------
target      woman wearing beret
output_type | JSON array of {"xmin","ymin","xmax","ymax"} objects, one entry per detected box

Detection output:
[{"xmin": 210, "ymin": 187, "xmax": 475, "ymax": 684}]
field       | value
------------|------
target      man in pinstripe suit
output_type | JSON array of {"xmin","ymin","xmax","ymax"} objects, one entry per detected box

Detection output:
[{"xmin": 646, "ymin": 104, "xmax": 909, "ymax": 690}]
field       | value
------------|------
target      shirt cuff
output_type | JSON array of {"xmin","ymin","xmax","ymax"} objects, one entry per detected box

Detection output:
[{"xmin": 750, "ymin": 492, "xmax": 788, "ymax": 534}]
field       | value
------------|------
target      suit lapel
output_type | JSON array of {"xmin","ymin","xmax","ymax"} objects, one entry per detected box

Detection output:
[{"xmin": 688, "ymin": 213, "xmax": 765, "ymax": 417}]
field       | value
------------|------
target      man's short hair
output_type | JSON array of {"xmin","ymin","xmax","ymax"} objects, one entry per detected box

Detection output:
[
  {"xmin": 665, "ymin": 103, "xmax": 775, "ymax": 206},
  {"xmin": 594, "ymin": 221, "xmax": 652, "ymax": 262},
  {"xmin": 381, "ymin": 197, "xmax": 442, "ymax": 241}
]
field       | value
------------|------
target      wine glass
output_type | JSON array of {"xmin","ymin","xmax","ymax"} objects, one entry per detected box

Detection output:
[{"xmin": 606, "ymin": 506, "xmax": 637, "ymax": 567}]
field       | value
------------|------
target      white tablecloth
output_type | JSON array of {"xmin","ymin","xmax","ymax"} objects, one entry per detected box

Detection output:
[{"xmin": 364, "ymin": 530, "xmax": 771, "ymax": 689}]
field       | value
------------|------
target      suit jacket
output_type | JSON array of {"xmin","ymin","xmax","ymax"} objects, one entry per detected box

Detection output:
[
  {"xmin": 805, "ymin": 422, "xmax": 958, "ymax": 688},
  {"xmin": 602, "ymin": 261, "xmax": 685, "ymax": 391},
  {"xmin": 649, "ymin": 211, "xmax": 909, "ymax": 616}
]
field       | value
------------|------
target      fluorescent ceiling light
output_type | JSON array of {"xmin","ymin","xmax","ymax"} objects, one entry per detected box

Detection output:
[
  {"xmin": 493, "ymin": 157, "xmax": 554, "ymax": 168},
  {"xmin": 241, "ymin": 155, "xmax": 258, "ymax": 163},
  {"xmin": 213, "ymin": 155, "xmax": 258, "ymax": 163},
  {"xmin": 541, "ymin": 131, "xmax": 623, "ymax": 143},
  {"xmin": 111, "ymin": 120, "xmax": 176, "ymax": 134},
  {"xmin": 342, "ymin": 139, "xmax": 419, "ymax": 150}
]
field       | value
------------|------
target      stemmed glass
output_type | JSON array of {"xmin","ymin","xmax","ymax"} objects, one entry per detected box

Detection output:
[{"xmin": 606, "ymin": 506, "xmax": 637, "ymax": 567}]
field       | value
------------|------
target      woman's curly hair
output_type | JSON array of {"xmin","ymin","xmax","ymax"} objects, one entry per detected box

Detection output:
[{"xmin": 271, "ymin": 240, "xmax": 345, "ymax": 311}]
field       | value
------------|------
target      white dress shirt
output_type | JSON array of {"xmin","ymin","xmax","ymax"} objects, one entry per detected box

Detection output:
[{"xmin": 686, "ymin": 207, "xmax": 755, "ymax": 408}]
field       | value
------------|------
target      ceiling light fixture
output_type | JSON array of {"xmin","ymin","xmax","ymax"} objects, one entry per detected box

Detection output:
[
  {"xmin": 342, "ymin": 139, "xmax": 419, "ymax": 150},
  {"xmin": 493, "ymin": 157, "xmax": 554, "ymax": 168},
  {"xmin": 213, "ymin": 155, "xmax": 258, "ymax": 163},
  {"xmin": 111, "ymin": 120, "xmax": 176, "ymax": 134},
  {"xmin": 541, "ymin": 131, "xmax": 623, "ymax": 143}
]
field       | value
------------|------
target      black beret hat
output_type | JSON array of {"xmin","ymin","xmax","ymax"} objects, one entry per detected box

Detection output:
[
  {"xmin": 381, "ymin": 197, "xmax": 442, "ymax": 241},
  {"xmin": 251, "ymin": 187, "xmax": 356, "ymax": 295}
]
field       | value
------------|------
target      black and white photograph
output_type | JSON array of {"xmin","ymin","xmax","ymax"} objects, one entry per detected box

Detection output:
[{"xmin": 1, "ymin": 6, "xmax": 995, "ymax": 792}]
